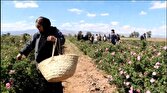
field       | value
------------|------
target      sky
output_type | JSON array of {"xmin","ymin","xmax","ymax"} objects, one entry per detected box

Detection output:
[{"xmin": 1, "ymin": 0, "xmax": 167, "ymax": 38}]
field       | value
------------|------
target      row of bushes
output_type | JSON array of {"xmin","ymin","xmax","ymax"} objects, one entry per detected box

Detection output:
[
  {"xmin": 69, "ymin": 36, "xmax": 167, "ymax": 93},
  {"xmin": 1, "ymin": 35, "xmax": 49, "ymax": 93}
]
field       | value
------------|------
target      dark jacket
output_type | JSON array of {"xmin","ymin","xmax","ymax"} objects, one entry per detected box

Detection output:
[
  {"xmin": 20, "ymin": 26, "xmax": 65, "ymax": 63},
  {"xmin": 111, "ymin": 34, "xmax": 117, "ymax": 45}
]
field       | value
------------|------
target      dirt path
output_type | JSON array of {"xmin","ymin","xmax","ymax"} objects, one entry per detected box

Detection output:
[{"xmin": 62, "ymin": 40, "xmax": 117, "ymax": 93}]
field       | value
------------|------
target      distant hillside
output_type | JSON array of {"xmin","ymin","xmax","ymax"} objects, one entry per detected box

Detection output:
[
  {"xmin": 1, "ymin": 29, "xmax": 77, "ymax": 36},
  {"xmin": 1, "ymin": 29, "xmax": 166, "ymax": 39},
  {"xmin": 1, "ymin": 29, "xmax": 38, "ymax": 36}
]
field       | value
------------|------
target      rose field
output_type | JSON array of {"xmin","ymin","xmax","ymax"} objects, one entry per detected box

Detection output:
[
  {"xmin": 68, "ymin": 36, "xmax": 167, "ymax": 93},
  {"xmin": 1, "ymin": 34, "xmax": 167, "ymax": 93}
]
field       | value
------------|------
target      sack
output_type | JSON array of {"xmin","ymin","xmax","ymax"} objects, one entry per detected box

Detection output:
[{"xmin": 38, "ymin": 39, "xmax": 79, "ymax": 82}]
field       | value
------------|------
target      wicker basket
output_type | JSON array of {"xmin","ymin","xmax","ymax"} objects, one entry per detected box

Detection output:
[
  {"xmin": 38, "ymin": 39, "xmax": 79, "ymax": 82},
  {"xmin": 38, "ymin": 54, "xmax": 78, "ymax": 82}
]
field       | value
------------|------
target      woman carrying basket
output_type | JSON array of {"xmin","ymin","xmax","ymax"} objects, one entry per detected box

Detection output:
[{"xmin": 16, "ymin": 16, "xmax": 65, "ymax": 93}]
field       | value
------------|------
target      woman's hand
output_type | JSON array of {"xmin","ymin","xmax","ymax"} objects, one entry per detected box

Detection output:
[
  {"xmin": 47, "ymin": 35, "xmax": 57, "ymax": 42},
  {"xmin": 16, "ymin": 53, "xmax": 26, "ymax": 60}
]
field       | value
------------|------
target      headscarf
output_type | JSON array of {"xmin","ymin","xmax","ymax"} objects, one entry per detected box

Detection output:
[{"xmin": 36, "ymin": 16, "xmax": 51, "ymax": 32}]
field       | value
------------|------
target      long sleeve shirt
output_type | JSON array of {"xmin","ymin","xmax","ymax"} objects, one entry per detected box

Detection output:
[{"xmin": 20, "ymin": 26, "xmax": 65, "ymax": 63}]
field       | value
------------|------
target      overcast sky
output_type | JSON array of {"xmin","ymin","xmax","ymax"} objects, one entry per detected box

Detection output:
[{"xmin": 1, "ymin": 0, "xmax": 166, "ymax": 38}]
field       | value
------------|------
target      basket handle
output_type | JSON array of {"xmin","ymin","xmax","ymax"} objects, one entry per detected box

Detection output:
[{"xmin": 51, "ymin": 38, "xmax": 57, "ymax": 61}]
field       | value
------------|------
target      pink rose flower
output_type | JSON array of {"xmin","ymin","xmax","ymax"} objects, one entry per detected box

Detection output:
[
  {"xmin": 124, "ymin": 81, "xmax": 130, "ymax": 86},
  {"xmin": 154, "ymin": 65, "xmax": 160, "ymax": 69},
  {"xmin": 154, "ymin": 62, "xmax": 161, "ymax": 69},
  {"xmin": 163, "ymin": 46, "xmax": 167, "ymax": 50},
  {"xmin": 126, "ymin": 75, "xmax": 130, "ymax": 79},
  {"xmin": 6, "ymin": 83, "xmax": 11, "ymax": 89},
  {"xmin": 119, "ymin": 70, "xmax": 124, "ymax": 75},
  {"xmin": 150, "ymin": 78, "xmax": 155, "ymax": 83},
  {"xmin": 152, "ymin": 72, "xmax": 156, "ymax": 76},
  {"xmin": 133, "ymin": 52, "xmax": 136, "ymax": 56},
  {"xmin": 136, "ymin": 89, "xmax": 141, "ymax": 93},
  {"xmin": 146, "ymin": 90, "xmax": 151, "ymax": 93},
  {"xmin": 157, "ymin": 52, "xmax": 161, "ymax": 56},
  {"xmin": 9, "ymin": 70, "xmax": 15, "ymax": 75},
  {"xmin": 111, "ymin": 52, "xmax": 115, "ymax": 56},
  {"xmin": 137, "ymin": 56, "xmax": 141, "ymax": 61},
  {"xmin": 155, "ymin": 62, "xmax": 160, "ymax": 66},
  {"xmin": 105, "ymin": 48, "xmax": 109, "ymax": 52},
  {"xmin": 129, "ymin": 86, "xmax": 133, "ymax": 93},
  {"xmin": 128, "ymin": 61, "xmax": 132, "ymax": 64}
]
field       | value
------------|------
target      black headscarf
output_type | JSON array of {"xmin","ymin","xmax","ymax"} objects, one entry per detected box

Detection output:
[{"xmin": 36, "ymin": 16, "xmax": 51, "ymax": 32}]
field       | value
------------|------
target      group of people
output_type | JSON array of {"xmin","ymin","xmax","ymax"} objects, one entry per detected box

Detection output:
[
  {"xmin": 90, "ymin": 34, "xmax": 107, "ymax": 44},
  {"xmin": 77, "ymin": 29, "xmax": 120, "ymax": 45}
]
